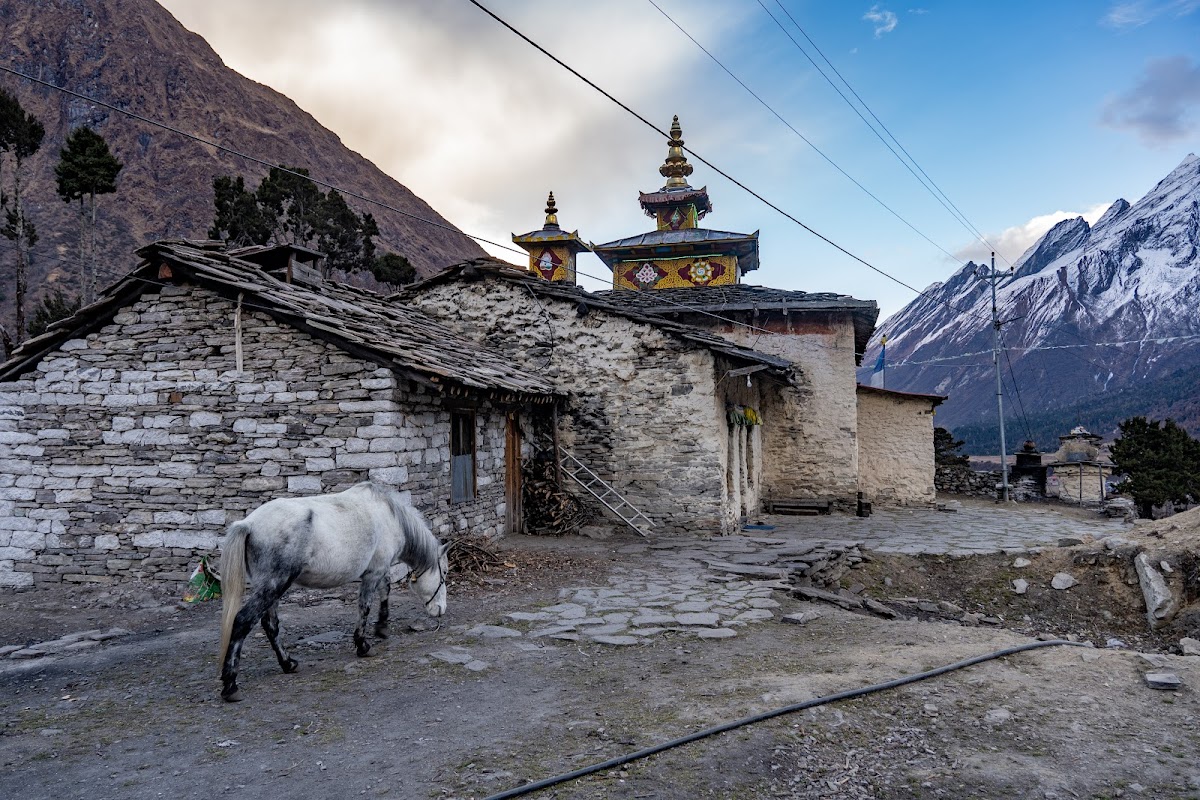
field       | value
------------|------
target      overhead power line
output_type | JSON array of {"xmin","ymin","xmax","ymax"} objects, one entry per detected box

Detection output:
[
  {"xmin": 464, "ymin": 0, "xmax": 989, "ymax": 321},
  {"xmin": 645, "ymin": 0, "xmax": 972, "ymax": 272},
  {"xmin": 760, "ymin": 0, "xmax": 1013, "ymax": 267}
]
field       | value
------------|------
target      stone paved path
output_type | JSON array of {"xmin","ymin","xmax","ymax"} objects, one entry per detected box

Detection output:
[
  {"xmin": 760, "ymin": 498, "xmax": 1128, "ymax": 555},
  {"xmin": 434, "ymin": 499, "xmax": 1130, "ymax": 663}
]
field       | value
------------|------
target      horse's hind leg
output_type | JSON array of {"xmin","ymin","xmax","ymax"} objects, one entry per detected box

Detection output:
[
  {"xmin": 221, "ymin": 576, "xmax": 296, "ymax": 701},
  {"xmin": 354, "ymin": 570, "xmax": 386, "ymax": 657},
  {"xmin": 374, "ymin": 580, "xmax": 391, "ymax": 639},
  {"xmin": 262, "ymin": 604, "xmax": 298, "ymax": 674}
]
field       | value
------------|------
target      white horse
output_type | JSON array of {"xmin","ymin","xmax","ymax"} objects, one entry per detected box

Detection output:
[{"xmin": 218, "ymin": 482, "xmax": 449, "ymax": 702}]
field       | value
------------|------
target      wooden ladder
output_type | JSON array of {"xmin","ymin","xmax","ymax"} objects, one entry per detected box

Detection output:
[{"xmin": 558, "ymin": 447, "xmax": 653, "ymax": 537}]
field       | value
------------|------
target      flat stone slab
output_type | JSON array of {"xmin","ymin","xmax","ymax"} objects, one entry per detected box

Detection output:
[
  {"xmin": 528, "ymin": 623, "xmax": 578, "ymax": 638},
  {"xmin": 466, "ymin": 625, "xmax": 523, "ymax": 639},
  {"xmin": 631, "ymin": 613, "xmax": 676, "ymax": 627},
  {"xmin": 302, "ymin": 631, "xmax": 347, "ymax": 645},
  {"xmin": 591, "ymin": 635, "xmax": 640, "ymax": 646},
  {"xmin": 430, "ymin": 650, "xmax": 475, "ymax": 665},
  {"xmin": 464, "ymin": 660, "xmax": 489, "ymax": 672},
  {"xmin": 1145, "ymin": 671, "xmax": 1183, "ymax": 690},
  {"xmin": 703, "ymin": 560, "xmax": 789, "ymax": 579},
  {"xmin": 697, "ymin": 628, "xmax": 737, "ymax": 639},
  {"xmin": 734, "ymin": 609, "xmax": 775, "ymax": 622},
  {"xmin": 503, "ymin": 611, "xmax": 553, "ymax": 623},
  {"xmin": 793, "ymin": 586, "xmax": 863, "ymax": 610},
  {"xmin": 673, "ymin": 601, "xmax": 712, "ymax": 613},
  {"xmin": 675, "ymin": 612, "xmax": 720, "ymax": 627}
]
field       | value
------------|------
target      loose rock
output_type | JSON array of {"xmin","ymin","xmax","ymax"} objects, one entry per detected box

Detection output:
[{"xmin": 1051, "ymin": 573, "xmax": 1078, "ymax": 590}]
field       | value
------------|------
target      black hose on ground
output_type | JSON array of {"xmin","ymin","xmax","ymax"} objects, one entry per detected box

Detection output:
[{"xmin": 482, "ymin": 638, "xmax": 1086, "ymax": 800}]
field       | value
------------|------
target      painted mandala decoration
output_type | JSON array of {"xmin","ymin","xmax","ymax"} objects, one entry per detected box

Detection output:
[
  {"xmin": 634, "ymin": 262, "xmax": 662, "ymax": 287},
  {"xmin": 688, "ymin": 259, "xmax": 715, "ymax": 284}
]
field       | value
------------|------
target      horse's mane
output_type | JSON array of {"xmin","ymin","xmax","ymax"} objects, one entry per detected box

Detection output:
[{"xmin": 366, "ymin": 483, "xmax": 440, "ymax": 572}]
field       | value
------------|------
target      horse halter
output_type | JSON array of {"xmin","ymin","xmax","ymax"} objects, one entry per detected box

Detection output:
[{"xmin": 409, "ymin": 562, "xmax": 446, "ymax": 611}]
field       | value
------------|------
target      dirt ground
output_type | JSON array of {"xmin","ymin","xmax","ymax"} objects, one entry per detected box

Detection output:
[{"xmin": 2, "ymin": 502, "xmax": 1199, "ymax": 800}]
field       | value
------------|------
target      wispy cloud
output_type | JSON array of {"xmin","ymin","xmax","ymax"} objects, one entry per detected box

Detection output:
[
  {"xmin": 954, "ymin": 205, "xmax": 1110, "ymax": 266},
  {"xmin": 1101, "ymin": 55, "xmax": 1200, "ymax": 145},
  {"xmin": 863, "ymin": 5, "xmax": 899, "ymax": 37},
  {"xmin": 907, "ymin": 8, "xmax": 930, "ymax": 15},
  {"xmin": 1102, "ymin": 0, "xmax": 1200, "ymax": 28}
]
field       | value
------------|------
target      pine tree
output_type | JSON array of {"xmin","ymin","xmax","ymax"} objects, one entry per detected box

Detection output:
[
  {"xmin": 209, "ymin": 166, "xmax": 387, "ymax": 279},
  {"xmin": 54, "ymin": 126, "xmax": 123, "ymax": 304},
  {"xmin": 371, "ymin": 252, "xmax": 416, "ymax": 286},
  {"xmin": 0, "ymin": 89, "xmax": 45, "ymax": 345},
  {"xmin": 26, "ymin": 289, "xmax": 80, "ymax": 339},
  {"xmin": 1110, "ymin": 417, "xmax": 1200, "ymax": 518}
]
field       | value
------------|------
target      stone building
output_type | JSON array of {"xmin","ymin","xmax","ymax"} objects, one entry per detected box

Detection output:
[
  {"xmin": 855, "ymin": 385, "xmax": 945, "ymax": 506},
  {"xmin": 1045, "ymin": 426, "xmax": 1113, "ymax": 504},
  {"xmin": 398, "ymin": 258, "xmax": 793, "ymax": 536},
  {"xmin": 599, "ymin": 286, "xmax": 878, "ymax": 510},
  {"xmin": 0, "ymin": 241, "xmax": 556, "ymax": 588},
  {"xmin": 576, "ymin": 116, "xmax": 879, "ymax": 510}
]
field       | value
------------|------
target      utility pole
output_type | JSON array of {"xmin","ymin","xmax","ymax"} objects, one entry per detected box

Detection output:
[{"xmin": 978, "ymin": 253, "xmax": 1010, "ymax": 502}]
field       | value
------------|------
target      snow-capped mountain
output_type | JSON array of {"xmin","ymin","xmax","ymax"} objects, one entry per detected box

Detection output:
[{"xmin": 861, "ymin": 154, "xmax": 1200, "ymax": 432}]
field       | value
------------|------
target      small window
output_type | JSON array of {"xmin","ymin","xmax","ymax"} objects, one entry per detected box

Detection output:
[{"xmin": 450, "ymin": 411, "xmax": 476, "ymax": 504}]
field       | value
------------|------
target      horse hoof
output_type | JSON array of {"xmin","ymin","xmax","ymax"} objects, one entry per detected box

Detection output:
[
  {"xmin": 356, "ymin": 643, "xmax": 374, "ymax": 658},
  {"xmin": 222, "ymin": 688, "xmax": 243, "ymax": 703},
  {"xmin": 282, "ymin": 659, "xmax": 299, "ymax": 674},
  {"xmin": 374, "ymin": 624, "xmax": 389, "ymax": 639}
]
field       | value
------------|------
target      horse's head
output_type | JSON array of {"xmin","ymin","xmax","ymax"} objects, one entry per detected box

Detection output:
[{"xmin": 409, "ymin": 541, "xmax": 450, "ymax": 617}]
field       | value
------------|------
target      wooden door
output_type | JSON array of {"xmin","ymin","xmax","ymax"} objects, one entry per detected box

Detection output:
[{"xmin": 505, "ymin": 412, "xmax": 523, "ymax": 535}]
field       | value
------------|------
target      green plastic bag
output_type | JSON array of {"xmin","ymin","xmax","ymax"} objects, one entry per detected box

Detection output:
[{"xmin": 183, "ymin": 556, "xmax": 222, "ymax": 603}]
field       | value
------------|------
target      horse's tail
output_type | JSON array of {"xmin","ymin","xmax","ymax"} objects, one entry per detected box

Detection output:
[{"xmin": 218, "ymin": 521, "xmax": 251, "ymax": 671}]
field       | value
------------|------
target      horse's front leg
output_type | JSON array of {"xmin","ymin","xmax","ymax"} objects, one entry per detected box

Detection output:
[
  {"xmin": 262, "ymin": 603, "xmax": 298, "ymax": 674},
  {"xmin": 354, "ymin": 572, "xmax": 385, "ymax": 657},
  {"xmin": 374, "ymin": 580, "xmax": 391, "ymax": 639}
]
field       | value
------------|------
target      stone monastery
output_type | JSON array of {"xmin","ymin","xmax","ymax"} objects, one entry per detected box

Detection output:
[{"xmin": 0, "ymin": 117, "xmax": 943, "ymax": 589}]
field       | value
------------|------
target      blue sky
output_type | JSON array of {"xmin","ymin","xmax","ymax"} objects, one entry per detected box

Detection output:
[{"xmin": 162, "ymin": 0, "xmax": 1200, "ymax": 320}]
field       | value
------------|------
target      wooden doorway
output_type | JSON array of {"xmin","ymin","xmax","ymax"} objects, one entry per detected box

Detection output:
[{"xmin": 505, "ymin": 411, "xmax": 523, "ymax": 535}]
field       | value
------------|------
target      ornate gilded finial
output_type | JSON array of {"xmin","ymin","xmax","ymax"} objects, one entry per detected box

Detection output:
[
  {"xmin": 659, "ymin": 115, "xmax": 694, "ymax": 190},
  {"xmin": 544, "ymin": 191, "xmax": 559, "ymax": 229}
]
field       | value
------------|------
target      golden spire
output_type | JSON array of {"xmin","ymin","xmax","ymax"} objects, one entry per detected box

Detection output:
[
  {"xmin": 544, "ymin": 191, "xmax": 559, "ymax": 229},
  {"xmin": 659, "ymin": 115, "xmax": 694, "ymax": 190}
]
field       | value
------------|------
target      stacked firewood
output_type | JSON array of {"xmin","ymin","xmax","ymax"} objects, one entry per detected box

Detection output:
[
  {"xmin": 522, "ymin": 456, "xmax": 594, "ymax": 536},
  {"xmin": 446, "ymin": 535, "xmax": 510, "ymax": 583}
]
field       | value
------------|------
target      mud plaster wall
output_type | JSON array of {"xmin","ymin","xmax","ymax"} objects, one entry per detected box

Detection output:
[
  {"xmin": 0, "ymin": 285, "xmax": 508, "ymax": 589},
  {"xmin": 407, "ymin": 279, "xmax": 738, "ymax": 534},
  {"xmin": 856, "ymin": 390, "xmax": 937, "ymax": 505},
  {"xmin": 714, "ymin": 314, "xmax": 859, "ymax": 507}
]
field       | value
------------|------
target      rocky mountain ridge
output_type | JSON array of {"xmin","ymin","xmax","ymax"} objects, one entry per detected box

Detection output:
[
  {"xmin": 0, "ymin": 0, "xmax": 484, "ymax": 330},
  {"xmin": 861, "ymin": 154, "xmax": 1200, "ymax": 436}
]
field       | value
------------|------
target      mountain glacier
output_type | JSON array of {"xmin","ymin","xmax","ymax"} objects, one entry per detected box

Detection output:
[{"xmin": 861, "ymin": 154, "xmax": 1200, "ymax": 431}]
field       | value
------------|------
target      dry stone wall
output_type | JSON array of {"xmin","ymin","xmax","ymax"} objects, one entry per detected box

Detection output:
[
  {"xmin": 0, "ymin": 285, "xmax": 508, "ymax": 589},
  {"xmin": 408, "ymin": 280, "xmax": 735, "ymax": 534}
]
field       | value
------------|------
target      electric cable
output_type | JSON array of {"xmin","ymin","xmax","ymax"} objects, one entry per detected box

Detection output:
[
  {"xmin": 463, "ymin": 0, "xmax": 988, "ymax": 323},
  {"xmin": 482, "ymin": 639, "xmax": 1086, "ymax": 800},
  {"xmin": 645, "ymin": 0, "xmax": 973, "ymax": 271},
  {"xmin": 761, "ymin": 0, "xmax": 1013, "ymax": 266}
]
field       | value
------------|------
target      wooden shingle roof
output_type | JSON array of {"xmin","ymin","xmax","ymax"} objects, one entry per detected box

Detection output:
[{"xmin": 0, "ymin": 241, "xmax": 560, "ymax": 403}]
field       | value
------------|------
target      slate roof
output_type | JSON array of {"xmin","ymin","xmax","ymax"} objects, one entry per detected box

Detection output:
[
  {"xmin": 0, "ymin": 241, "xmax": 559, "ymax": 403},
  {"xmin": 595, "ymin": 284, "xmax": 880, "ymax": 365},
  {"xmin": 395, "ymin": 258, "xmax": 794, "ymax": 376},
  {"xmin": 592, "ymin": 228, "xmax": 760, "ymax": 273}
]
